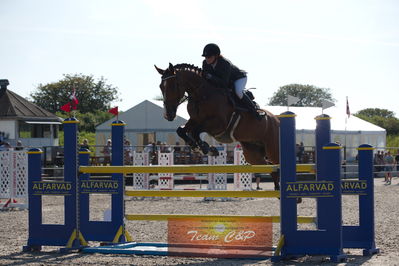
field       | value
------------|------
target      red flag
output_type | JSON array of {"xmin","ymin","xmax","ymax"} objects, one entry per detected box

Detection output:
[
  {"xmin": 108, "ymin": 106, "xmax": 119, "ymax": 116},
  {"xmin": 71, "ymin": 87, "xmax": 79, "ymax": 110},
  {"xmin": 346, "ymin": 97, "xmax": 350, "ymax": 118},
  {"xmin": 60, "ymin": 102, "xmax": 71, "ymax": 112}
]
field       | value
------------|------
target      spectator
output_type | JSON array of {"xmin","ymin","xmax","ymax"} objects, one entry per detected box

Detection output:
[
  {"xmin": 375, "ymin": 151, "xmax": 384, "ymax": 178},
  {"xmin": 384, "ymin": 151, "xmax": 394, "ymax": 184},
  {"xmin": 156, "ymin": 141, "xmax": 162, "ymax": 152},
  {"xmin": 144, "ymin": 142, "xmax": 157, "ymax": 165},
  {"xmin": 144, "ymin": 142, "xmax": 154, "ymax": 153},
  {"xmin": 101, "ymin": 139, "xmax": 112, "ymax": 165},
  {"xmin": 80, "ymin": 139, "xmax": 90, "ymax": 150},
  {"xmin": 298, "ymin": 142, "xmax": 304, "ymax": 163},
  {"xmin": 174, "ymin": 142, "xmax": 182, "ymax": 164},
  {"xmin": 395, "ymin": 149, "xmax": 399, "ymax": 178},
  {"xmin": 15, "ymin": 140, "xmax": 24, "ymax": 151},
  {"xmin": 373, "ymin": 151, "xmax": 379, "ymax": 177},
  {"xmin": 0, "ymin": 141, "xmax": 12, "ymax": 151},
  {"xmin": 160, "ymin": 142, "xmax": 171, "ymax": 153},
  {"xmin": 295, "ymin": 143, "xmax": 300, "ymax": 162},
  {"xmin": 0, "ymin": 140, "xmax": 7, "ymax": 151},
  {"xmin": 124, "ymin": 139, "xmax": 133, "ymax": 165},
  {"xmin": 173, "ymin": 142, "xmax": 181, "ymax": 152}
]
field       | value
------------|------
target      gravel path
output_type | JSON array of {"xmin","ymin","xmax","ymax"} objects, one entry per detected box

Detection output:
[{"xmin": 1, "ymin": 177, "xmax": 398, "ymax": 265}]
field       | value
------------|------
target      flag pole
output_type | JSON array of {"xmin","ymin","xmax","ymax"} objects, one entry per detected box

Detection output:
[
  {"xmin": 345, "ymin": 113, "xmax": 347, "ymax": 160},
  {"xmin": 344, "ymin": 96, "xmax": 350, "ymax": 162}
]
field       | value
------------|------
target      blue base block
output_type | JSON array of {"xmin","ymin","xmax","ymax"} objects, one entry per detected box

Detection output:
[
  {"xmin": 84, "ymin": 242, "xmax": 168, "ymax": 256},
  {"xmin": 363, "ymin": 248, "xmax": 380, "ymax": 256},
  {"xmin": 83, "ymin": 242, "xmax": 273, "ymax": 259},
  {"xmin": 330, "ymin": 254, "xmax": 347, "ymax": 263}
]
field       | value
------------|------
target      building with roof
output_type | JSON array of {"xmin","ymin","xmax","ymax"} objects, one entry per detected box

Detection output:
[
  {"xmin": 0, "ymin": 79, "xmax": 61, "ymax": 148},
  {"xmin": 96, "ymin": 100, "xmax": 386, "ymax": 161}
]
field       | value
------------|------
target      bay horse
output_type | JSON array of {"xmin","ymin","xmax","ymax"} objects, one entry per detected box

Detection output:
[{"xmin": 155, "ymin": 63, "xmax": 281, "ymax": 190}]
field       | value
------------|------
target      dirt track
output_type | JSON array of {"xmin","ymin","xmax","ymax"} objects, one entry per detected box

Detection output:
[{"xmin": 1, "ymin": 178, "xmax": 398, "ymax": 265}]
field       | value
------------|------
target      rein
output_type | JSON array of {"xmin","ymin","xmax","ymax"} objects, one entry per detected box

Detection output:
[{"xmin": 161, "ymin": 75, "xmax": 176, "ymax": 81}]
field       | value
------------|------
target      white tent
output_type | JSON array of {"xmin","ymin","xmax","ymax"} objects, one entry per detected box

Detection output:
[
  {"xmin": 176, "ymin": 104, "xmax": 386, "ymax": 161},
  {"xmin": 259, "ymin": 106, "xmax": 386, "ymax": 161}
]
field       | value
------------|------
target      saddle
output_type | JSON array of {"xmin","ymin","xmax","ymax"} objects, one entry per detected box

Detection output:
[{"xmin": 228, "ymin": 89, "xmax": 262, "ymax": 113}]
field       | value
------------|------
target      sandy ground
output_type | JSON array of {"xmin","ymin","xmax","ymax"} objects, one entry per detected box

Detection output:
[{"xmin": 1, "ymin": 177, "xmax": 398, "ymax": 266}]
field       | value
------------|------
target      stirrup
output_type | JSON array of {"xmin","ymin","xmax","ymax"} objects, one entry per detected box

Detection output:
[
  {"xmin": 253, "ymin": 110, "xmax": 263, "ymax": 121},
  {"xmin": 257, "ymin": 110, "xmax": 266, "ymax": 116}
]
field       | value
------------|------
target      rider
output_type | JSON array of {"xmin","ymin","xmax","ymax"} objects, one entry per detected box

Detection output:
[{"xmin": 201, "ymin": 43, "xmax": 263, "ymax": 120}]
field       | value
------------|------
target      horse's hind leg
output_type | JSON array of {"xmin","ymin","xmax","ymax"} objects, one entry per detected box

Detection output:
[{"xmin": 240, "ymin": 142, "xmax": 278, "ymax": 190}]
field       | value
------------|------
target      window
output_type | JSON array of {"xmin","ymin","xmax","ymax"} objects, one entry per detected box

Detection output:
[
  {"xmin": 18, "ymin": 121, "xmax": 59, "ymax": 139},
  {"xmin": 18, "ymin": 121, "xmax": 31, "ymax": 138}
]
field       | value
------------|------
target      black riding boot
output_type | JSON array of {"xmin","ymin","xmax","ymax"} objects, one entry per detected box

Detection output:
[{"xmin": 241, "ymin": 94, "xmax": 263, "ymax": 121}]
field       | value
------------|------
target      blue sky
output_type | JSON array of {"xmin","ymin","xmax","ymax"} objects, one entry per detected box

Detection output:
[{"xmin": 1, "ymin": 0, "xmax": 399, "ymax": 117}]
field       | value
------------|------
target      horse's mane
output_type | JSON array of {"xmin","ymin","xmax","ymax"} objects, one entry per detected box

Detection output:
[
  {"xmin": 173, "ymin": 63, "xmax": 228, "ymax": 96},
  {"xmin": 173, "ymin": 63, "xmax": 203, "ymax": 77}
]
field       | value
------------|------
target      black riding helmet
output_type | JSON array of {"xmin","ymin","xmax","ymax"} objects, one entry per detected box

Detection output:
[{"xmin": 202, "ymin": 43, "xmax": 220, "ymax": 57}]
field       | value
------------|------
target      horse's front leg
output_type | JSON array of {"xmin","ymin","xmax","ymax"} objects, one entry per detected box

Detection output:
[
  {"xmin": 190, "ymin": 126, "xmax": 220, "ymax": 156},
  {"xmin": 179, "ymin": 124, "xmax": 209, "ymax": 155},
  {"xmin": 176, "ymin": 120, "xmax": 198, "ymax": 150}
]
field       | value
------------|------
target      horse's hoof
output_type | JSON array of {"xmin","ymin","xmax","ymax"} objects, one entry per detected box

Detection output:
[
  {"xmin": 187, "ymin": 142, "xmax": 198, "ymax": 151},
  {"xmin": 199, "ymin": 142, "xmax": 210, "ymax": 154},
  {"xmin": 209, "ymin": 146, "xmax": 219, "ymax": 156},
  {"xmin": 296, "ymin": 198, "xmax": 302, "ymax": 204}
]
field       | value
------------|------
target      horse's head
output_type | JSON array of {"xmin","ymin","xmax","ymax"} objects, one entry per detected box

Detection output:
[{"xmin": 154, "ymin": 63, "xmax": 185, "ymax": 121}]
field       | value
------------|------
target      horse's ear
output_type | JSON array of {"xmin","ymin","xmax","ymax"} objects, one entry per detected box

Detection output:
[
  {"xmin": 168, "ymin": 63, "xmax": 174, "ymax": 72},
  {"xmin": 154, "ymin": 65, "xmax": 164, "ymax": 75}
]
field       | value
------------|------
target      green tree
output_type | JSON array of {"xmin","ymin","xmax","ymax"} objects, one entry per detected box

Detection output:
[
  {"xmin": 31, "ymin": 74, "xmax": 119, "ymax": 114},
  {"xmin": 355, "ymin": 108, "xmax": 395, "ymax": 119},
  {"xmin": 387, "ymin": 135, "xmax": 399, "ymax": 149},
  {"xmin": 355, "ymin": 108, "xmax": 399, "ymax": 135},
  {"xmin": 268, "ymin": 84, "xmax": 335, "ymax": 107},
  {"xmin": 58, "ymin": 131, "xmax": 97, "ymax": 154}
]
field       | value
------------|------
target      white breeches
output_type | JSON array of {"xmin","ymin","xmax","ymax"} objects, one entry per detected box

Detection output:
[{"xmin": 234, "ymin": 77, "xmax": 247, "ymax": 99}]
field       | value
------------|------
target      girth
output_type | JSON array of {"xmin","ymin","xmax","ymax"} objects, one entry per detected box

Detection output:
[{"xmin": 213, "ymin": 112, "xmax": 241, "ymax": 143}]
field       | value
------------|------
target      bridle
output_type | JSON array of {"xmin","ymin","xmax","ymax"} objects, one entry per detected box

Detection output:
[
  {"xmin": 161, "ymin": 72, "xmax": 188, "ymax": 105},
  {"xmin": 161, "ymin": 74, "xmax": 176, "ymax": 81}
]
